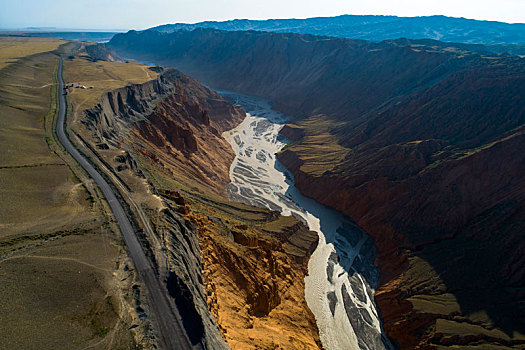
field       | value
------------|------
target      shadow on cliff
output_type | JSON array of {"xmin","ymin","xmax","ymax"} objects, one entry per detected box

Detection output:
[
  {"xmin": 406, "ymin": 199, "xmax": 525, "ymax": 338},
  {"xmin": 277, "ymin": 159, "xmax": 380, "ymax": 285},
  {"xmin": 278, "ymin": 156, "xmax": 525, "ymax": 344},
  {"xmin": 166, "ymin": 272, "xmax": 205, "ymax": 345}
]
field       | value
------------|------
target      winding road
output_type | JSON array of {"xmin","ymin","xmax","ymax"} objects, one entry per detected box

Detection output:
[{"xmin": 55, "ymin": 56, "xmax": 193, "ymax": 350}]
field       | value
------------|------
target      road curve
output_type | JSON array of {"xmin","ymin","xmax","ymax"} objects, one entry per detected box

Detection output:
[{"xmin": 55, "ymin": 56, "xmax": 193, "ymax": 350}]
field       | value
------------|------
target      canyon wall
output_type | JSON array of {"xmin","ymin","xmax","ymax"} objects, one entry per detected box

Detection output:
[
  {"xmin": 108, "ymin": 29, "xmax": 525, "ymax": 348},
  {"xmin": 83, "ymin": 68, "xmax": 245, "ymax": 192},
  {"xmin": 81, "ymin": 68, "xmax": 232, "ymax": 348}
]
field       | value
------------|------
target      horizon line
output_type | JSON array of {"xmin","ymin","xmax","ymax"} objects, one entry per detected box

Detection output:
[{"xmin": 2, "ymin": 13, "xmax": 525, "ymax": 32}]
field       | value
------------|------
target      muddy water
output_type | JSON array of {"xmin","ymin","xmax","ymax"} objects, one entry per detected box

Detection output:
[{"xmin": 222, "ymin": 92, "xmax": 392, "ymax": 350}]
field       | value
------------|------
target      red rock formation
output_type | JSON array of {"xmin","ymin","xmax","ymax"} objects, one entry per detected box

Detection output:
[
  {"xmin": 187, "ymin": 208, "xmax": 321, "ymax": 349},
  {"xmin": 132, "ymin": 74, "xmax": 245, "ymax": 193}
]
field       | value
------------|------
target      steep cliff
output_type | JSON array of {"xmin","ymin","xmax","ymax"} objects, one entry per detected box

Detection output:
[
  {"xmin": 108, "ymin": 29, "xmax": 525, "ymax": 348},
  {"xmin": 278, "ymin": 128, "xmax": 525, "ymax": 348},
  {"xmin": 185, "ymin": 206, "xmax": 321, "ymax": 349},
  {"xmin": 133, "ymin": 81, "xmax": 245, "ymax": 193},
  {"xmin": 83, "ymin": 68, "xmax": 245, "ymax": 193}
]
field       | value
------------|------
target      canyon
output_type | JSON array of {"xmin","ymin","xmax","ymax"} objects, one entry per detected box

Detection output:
[
  {"xmin": 108, "ymin": 28, "xmax": 525, "ymax": 348},
  {"xmin": 221, "ymin": 92, "xmax": 391, "ymax": 349},
  {"xmin": 66, "ymin": 45, "xmax": 323, "ymax": 349},
  {"xmin": 3, "ymin": 22, "xmax": 524, "ymax": 349}
]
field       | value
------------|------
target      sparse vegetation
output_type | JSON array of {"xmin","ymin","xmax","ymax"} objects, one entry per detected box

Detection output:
[
  {"xmin": 0, "ymin": 37, "xmax": 135, "ymax": 349},
  {"xmin": 0, "ymin": 36, "xmax": 64, "ymax": 70}
]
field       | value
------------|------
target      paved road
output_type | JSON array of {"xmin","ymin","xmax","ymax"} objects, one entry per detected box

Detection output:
[{"xmin": 55, "ymin": 56, "xmax": 193, "ymax": 350}]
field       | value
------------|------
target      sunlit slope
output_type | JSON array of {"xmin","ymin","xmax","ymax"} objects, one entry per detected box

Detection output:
[{"xmin": 0, "ymin": 36, "xmax": 65, "ymax": 70}]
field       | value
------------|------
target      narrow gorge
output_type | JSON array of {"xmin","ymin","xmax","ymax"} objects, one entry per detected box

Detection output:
[{"xmin": 222, "ymin": 92, "xmax": 392, "ymax": 349}]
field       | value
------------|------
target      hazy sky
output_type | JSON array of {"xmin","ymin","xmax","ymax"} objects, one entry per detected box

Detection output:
[{"xmin": 1, "ymin": 0, "xmax": 524, "ymax": 30}]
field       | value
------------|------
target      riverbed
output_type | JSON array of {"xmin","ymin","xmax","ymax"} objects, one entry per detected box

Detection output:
[{"xmin": 221, "ymin": 92, "xmax": 392, "ymax": 350}]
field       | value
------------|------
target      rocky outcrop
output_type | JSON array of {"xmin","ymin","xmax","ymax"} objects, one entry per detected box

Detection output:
[
  {"xmin": 132, "ymin": 85, "xmax": 244, "ymax": 192},
  {"xmin": 83, "ymin": 68, "xmax": 245, "ymax": 193},
  {"xmin": 85, "ymin": 43, "xmax": 123, "ymax": 62},
  {"xmin": 186, "ymin": 208, "xmax": 321, "ymax": 349},
  {"xmin": 82, "ymin": 69, "xmax": 178, "ymax": 146},
  {"xmin": 153, "ymin": 207, "xmax": 229, "ymax": 348}
]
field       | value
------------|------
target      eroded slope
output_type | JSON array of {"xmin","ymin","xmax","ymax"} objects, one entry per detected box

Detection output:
[{"xmin": 67, "ymin": 54, "xmax": 322, "ymax": 349}]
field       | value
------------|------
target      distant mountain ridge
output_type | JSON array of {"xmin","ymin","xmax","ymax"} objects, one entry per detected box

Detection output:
[
  {"xmin": 152, "ymin": 14, "xmax": 525, "ymax": 47},
  {"xmin": 18, "ymin": 31, "xmax": 119, "ymax": 43}
]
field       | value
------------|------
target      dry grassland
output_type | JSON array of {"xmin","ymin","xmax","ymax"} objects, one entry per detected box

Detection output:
[{"xmin": 0, "ymin": 38, "xmax": 136, "ymax": 349}]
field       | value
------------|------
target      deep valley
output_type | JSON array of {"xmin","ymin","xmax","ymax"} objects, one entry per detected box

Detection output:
[
  {"xmin": 108, "ymin": 28, "xmax": 525, "ymax": 349},
  {"xmin": 2, "ymin": 11, "xmax": 525, "ymax": 350}
]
